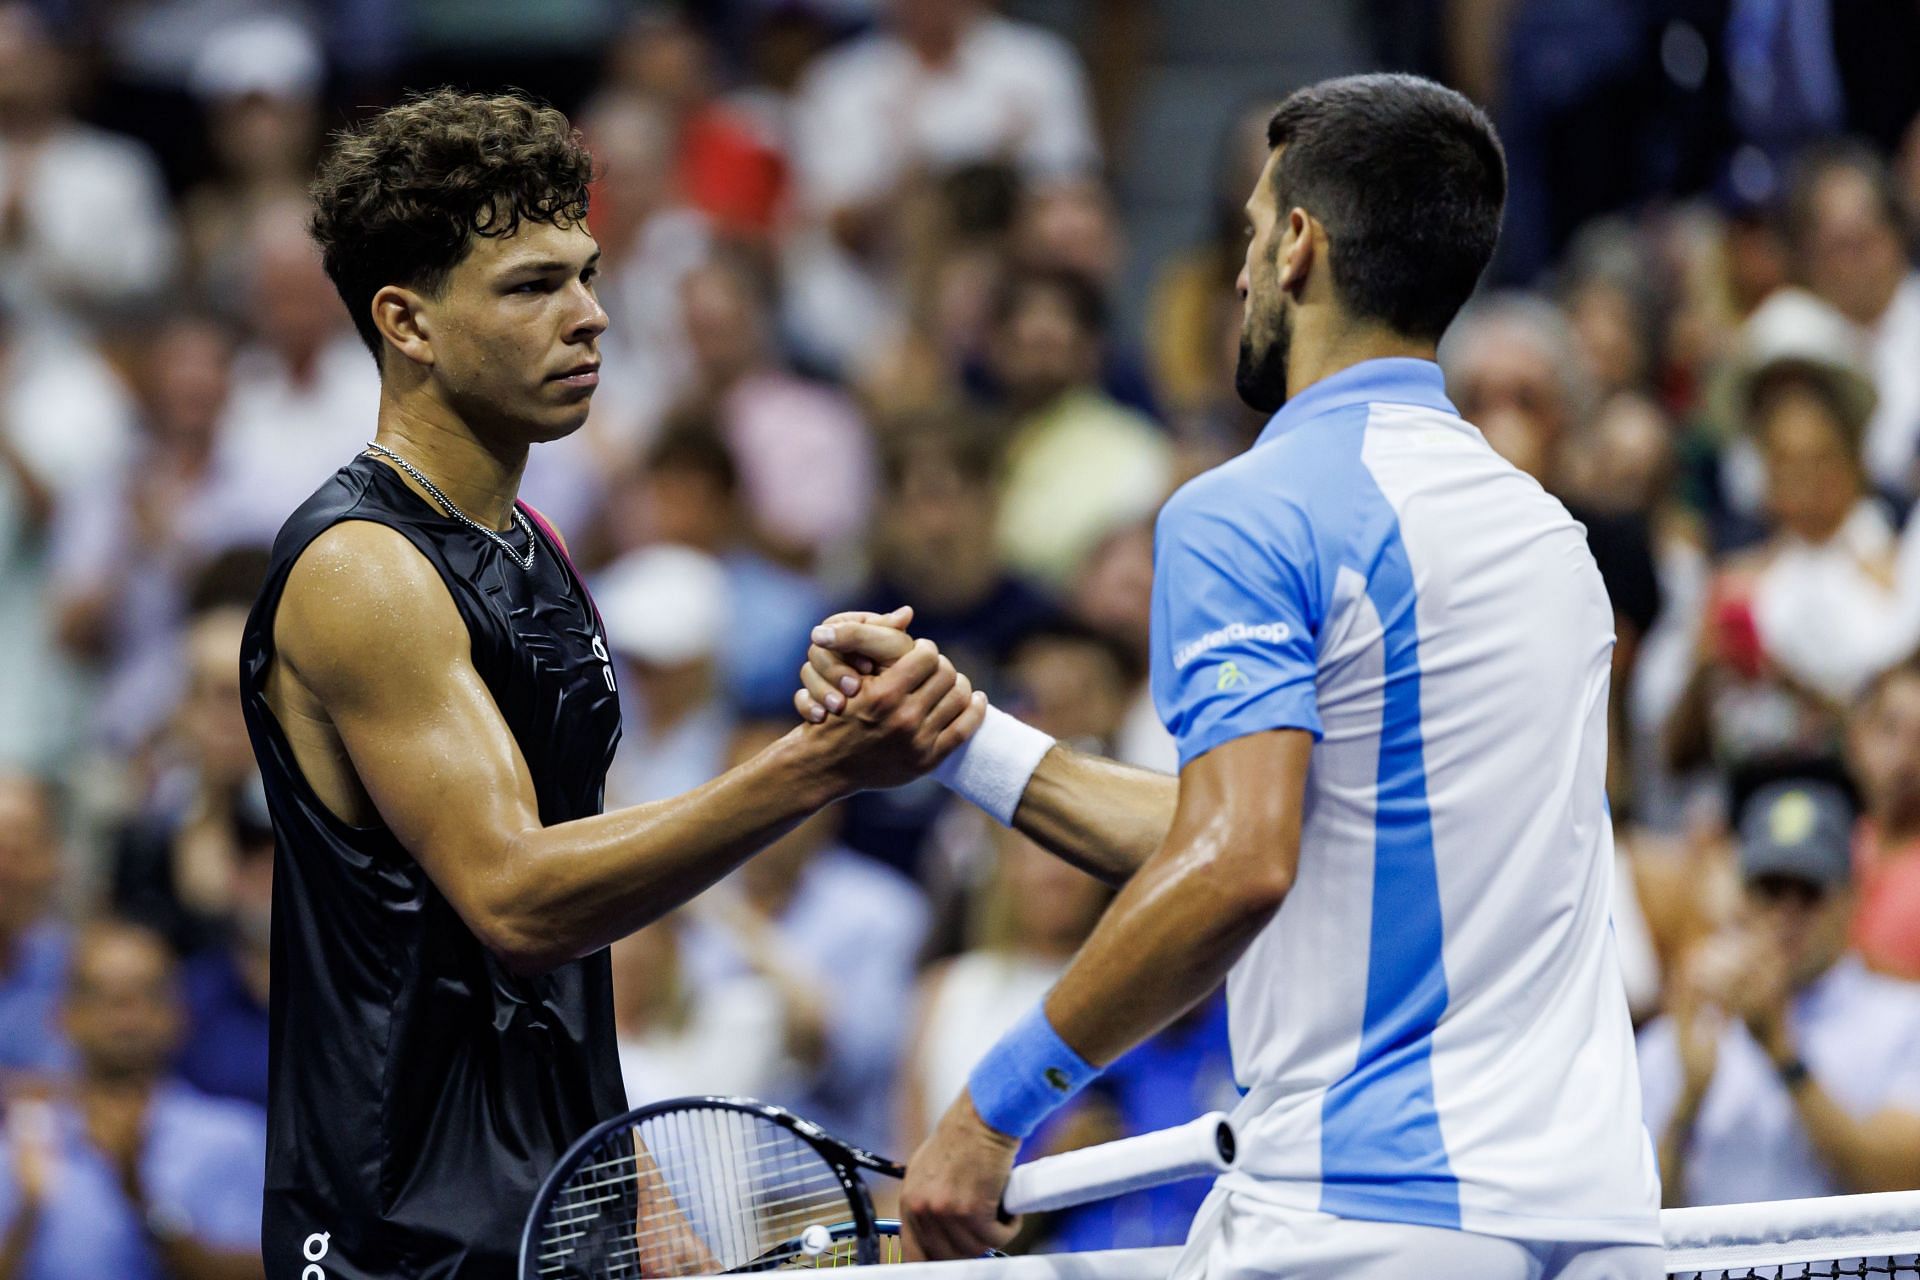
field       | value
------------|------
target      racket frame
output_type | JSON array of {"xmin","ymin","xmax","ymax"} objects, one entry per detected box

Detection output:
[{"xmin": 519, "ymin": 1095, "xmax": 906, "ymax": 1279}]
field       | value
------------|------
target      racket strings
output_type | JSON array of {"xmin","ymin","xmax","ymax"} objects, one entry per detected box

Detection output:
[{"xmin": 533, "ymin": 1106, "xmax": 865, "ymax": 1278}]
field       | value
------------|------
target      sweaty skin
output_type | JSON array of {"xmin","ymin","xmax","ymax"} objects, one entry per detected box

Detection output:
[
  {"xmin": 266, "ymin": 552, "xmax": 980, "ymax": 975},
  {"xmin": 261, "ymin": 215, "xmax": 985, "ymax": 978},
  {"xmin": 799, "ymin": 140, "xmax": 1434, "ymax": 1253},
  {"xmin": 801, "ymin": 618, "xmax": 1308, "ymax": 1261},
  {"xmin": 800, "ymin": 618, "xmax": 1178, "ymax": 884}
]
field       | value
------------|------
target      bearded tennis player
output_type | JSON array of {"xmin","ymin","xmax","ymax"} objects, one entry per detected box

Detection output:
[
  {"xmin": 239, "ymin": 90, "xmax": 983, "ymax": 1280},
  {"xmin": 799, "ymin": 74, "xmax": 1662, "ymax": 1278}
]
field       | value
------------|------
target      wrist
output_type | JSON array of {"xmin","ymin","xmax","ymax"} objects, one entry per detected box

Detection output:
[
  {"xmin": 767, "ymin": 728, "xmax": 854, "ymax": 811},
  {"xmin": 966, "ymin": 1002, "xmax": 1100, "ymax": 1140},
  {"xmin": 956, "ymin": 1089, "xmax": 1021, "ymax": 1153},
  {"xmin": 933, "ymin": 705, "xmax": 1055, "ymax": 826}
]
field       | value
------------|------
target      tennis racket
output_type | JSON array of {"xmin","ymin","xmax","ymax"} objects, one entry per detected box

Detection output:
[{"xmin": 519, "ymin": 1096, "xmax": 1236, "ymax": 1279}]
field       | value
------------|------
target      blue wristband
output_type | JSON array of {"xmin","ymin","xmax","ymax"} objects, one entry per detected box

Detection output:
[{"xmin": 966, "ymin": 1004, "xmax": 1100, "ymax": 1139}]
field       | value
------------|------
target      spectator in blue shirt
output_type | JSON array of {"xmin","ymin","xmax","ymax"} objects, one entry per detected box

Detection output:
[
  {"xmin": 175, "ymin": 790, "xmax": 272, "ymax": 1109},
  {"xmin": 0, "ymin": 774, "xmax": 70, "ymax": 1085},
  {"xmin": 0, "ymin": 920, "xmax": 266, "ymax": 1280}
]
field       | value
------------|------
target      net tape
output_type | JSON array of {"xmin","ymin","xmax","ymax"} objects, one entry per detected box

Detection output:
[{"xmin": 677, "ymin": 1192, "xmax": 1920, "ymax": 1280}]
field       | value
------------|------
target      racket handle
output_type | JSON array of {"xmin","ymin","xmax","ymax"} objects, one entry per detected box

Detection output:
[{"xmin": 1002, "ymin": 1111, "xmax": 1237, "ymax": 1215}]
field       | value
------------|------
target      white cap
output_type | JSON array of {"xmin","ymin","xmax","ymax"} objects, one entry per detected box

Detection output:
[
  {"xmin": 595, "ymin": 544, "xmax": 731, "ymax": 668},
  {"xmin": 1729, "ymin": 287, "xmax": 1878, "ymax": 437},
  {"xmin": 190, "ymin": 17, "xmax": 324, "ymax": 103}
]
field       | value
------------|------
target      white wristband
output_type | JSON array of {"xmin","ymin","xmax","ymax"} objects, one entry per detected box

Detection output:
[{"xmin": 933, "ymin": 704, "xmax": 1056, "ymax": 825}]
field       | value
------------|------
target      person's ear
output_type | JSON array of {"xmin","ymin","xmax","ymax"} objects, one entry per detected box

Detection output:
[
  {"xmin": 371, "ymin": 285, "xmax": 435, "ymax": 368},
  {"xmin": 1275, "ymin": 207, "xmax": 1316, "ymax": 302}
]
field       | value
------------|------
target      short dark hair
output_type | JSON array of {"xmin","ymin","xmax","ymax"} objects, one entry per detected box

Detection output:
[
  {"xmin": 878, "ymin": 410, "xmax": 1006, "ymax": 492},
  {"xmin": 309, "ymin": 88, "xmax": 595, "ymax": 362},
  {"xmin": 989, "ymin": 266, "xmax": 1109, "ymax": 338},
  {"xmin": 645, "ymin": 413, "xmax": 739, "ymax": 495},
  {"xmin": 1265, "ymin": 73, "xmax": 1506, "ymax": 341}
]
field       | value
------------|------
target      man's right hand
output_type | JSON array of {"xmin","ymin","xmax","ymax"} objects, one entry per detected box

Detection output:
[
  {"xmin": 798, "ymin": 628, "xmax": 985, "ymax": 794},
  {"xmin": 794, "ymin": 608, "xmax": 924, "ymax": 723}
]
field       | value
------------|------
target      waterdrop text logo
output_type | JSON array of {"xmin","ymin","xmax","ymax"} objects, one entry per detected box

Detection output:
[{"xmin": 1173, "ymin": 621, "xmax": 1291, "ymax": 670}]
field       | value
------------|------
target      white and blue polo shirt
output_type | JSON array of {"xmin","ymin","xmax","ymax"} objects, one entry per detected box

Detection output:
[{"xmin": 1150, "ymin": 358, "xmax": 1661, "ymax": 1245}]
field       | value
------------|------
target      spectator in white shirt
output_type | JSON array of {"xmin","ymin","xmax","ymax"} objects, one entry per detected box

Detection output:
[
  {"xmin": 571, "ymin": 93, "xmax": 713, "ymax": 459},
  {"xmin": 1638, "ymin": 780, "xmax": 1920, "ymax": 1207},
  {"xmin": 682, "ymin": 720, "xmax": 930, "ymax": 1150},
  {"xmin": 206, "ymin": 199, "xmax": 380, "ymax": 545},
  {"xmin": 1728, "ymin": 290, "xmax": 1920, "ymax": 704},
  {"xmin": 607, "ymin": 911, "xmax": 790, "ymax": 1109},
  {"xmin": 0, "ymin": 4, "xmax": 177, "ymax": 324},
  {"xmin": 52, "ymin": 313, "xmax": 241, "ymax": 753},
  {"xmin": 1785, "ymin": 144, "xmax": 1920, "ymax": 500},
  {"xmin": 179, "ymin": 16, "xmax": 326, "ymax": 301},
  {"xmin": 0, "ymin": 304, "xmax": 136, "ymax": 770},
  {"xmin": 785, "ymin": 0, "xmax": 1100, "ymax": 368},
  {"xmin": 596, "ymin": 543, "xmax": 738, "ymax": 810}
]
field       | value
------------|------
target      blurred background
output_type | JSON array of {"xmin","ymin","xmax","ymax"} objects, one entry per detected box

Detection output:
[{"xmin": 5, "ymin": 0, "xmax": 1920, "ymax": 1270}]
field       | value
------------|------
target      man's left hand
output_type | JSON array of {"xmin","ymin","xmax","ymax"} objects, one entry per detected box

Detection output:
[{"xmin": 900, "ymin": 1095, "xmax": 1021, "ymax": 1262}]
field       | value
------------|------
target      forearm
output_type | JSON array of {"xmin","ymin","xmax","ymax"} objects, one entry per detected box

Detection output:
[
  {"xmin": 1787, "ymin": 1075, "xmax": 1920, "ymax": 1193},
  {"xmin": 1045, "ymin": 834, "xmax": 1285, "ymax": 1068},
  {"xmin": 489, "ymin": 733, "xmax": 838, "ymax": 971},
  {"xmin": 1012, "ymin": 747, "xmax": 1179, "ymax": 887}
]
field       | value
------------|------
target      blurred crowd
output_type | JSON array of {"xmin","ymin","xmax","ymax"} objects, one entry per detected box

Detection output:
[{"xmin": 3, "ymin": 0, "xmax": 1920, "ymax": 1274}]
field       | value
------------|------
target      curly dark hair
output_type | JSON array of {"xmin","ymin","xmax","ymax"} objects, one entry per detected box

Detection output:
[{"xmin": 308, "ymin": 88, "xmax": 595, "ymax": 362}]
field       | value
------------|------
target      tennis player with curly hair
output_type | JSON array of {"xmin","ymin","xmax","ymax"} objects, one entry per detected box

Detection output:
[{"xmin": 240, "ymin": 89, "xmax": 985, "ymax": 1279}]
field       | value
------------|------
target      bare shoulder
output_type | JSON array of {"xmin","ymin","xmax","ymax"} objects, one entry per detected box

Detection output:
[{"xmin": 275, "ymin": 520, "xmax": 469, "ymax": 705}]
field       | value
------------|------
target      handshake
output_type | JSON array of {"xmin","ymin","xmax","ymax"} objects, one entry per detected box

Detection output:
[{"xmin": 786, "ymin": 606, "xmax": 1053, "ymax": 819}]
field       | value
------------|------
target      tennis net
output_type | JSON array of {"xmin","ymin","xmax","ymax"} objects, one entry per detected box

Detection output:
[{"xmin": 772, "ymin": 1192, "xmax": 1920, "ymax": 1278}]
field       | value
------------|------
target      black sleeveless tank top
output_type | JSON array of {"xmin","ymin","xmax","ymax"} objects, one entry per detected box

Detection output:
[{"xmin": 239, "ymin": 456, "xmax": 626, "ymax": 1279}]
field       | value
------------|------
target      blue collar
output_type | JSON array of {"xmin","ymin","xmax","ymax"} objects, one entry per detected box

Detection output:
[{"xmin": 1256, "ymin": 357, "xmax": 1458, "ymax": 447}]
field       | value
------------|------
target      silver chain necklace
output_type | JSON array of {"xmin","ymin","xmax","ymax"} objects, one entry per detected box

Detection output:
[{"xmin": 364, "ymin": 441, "xmax": 537, "ymax": 571}]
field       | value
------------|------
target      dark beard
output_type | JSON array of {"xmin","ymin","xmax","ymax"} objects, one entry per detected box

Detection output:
[{"xmin": 1234, "ymin": 305, "xmax": 1291, "ymax": 414}]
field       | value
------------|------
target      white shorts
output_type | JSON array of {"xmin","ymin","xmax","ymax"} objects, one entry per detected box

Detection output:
[{"xmin": 1170, "ymin": 1187, "xmax": 1664, "ymax": 1280}]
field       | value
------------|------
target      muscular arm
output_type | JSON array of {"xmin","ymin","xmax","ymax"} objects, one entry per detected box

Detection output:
[
  {"xmin": 1010, "ymin": 747, "xmax": 1178, "ymax": 886},
  {"xmin": 274, "ymin": 523, "xmax": 978, "ymax": 975},
  {"xmin": 802, "ymin": 619, "xmax": 1178, "ymax": 884},
  {"xmin": 1037, "ymin": 730, "xmax": 1306, "ymax": 1062},
  {"xmin": 899, "ymin": 730, "xmax": 1307, "ymax": 1259}
]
